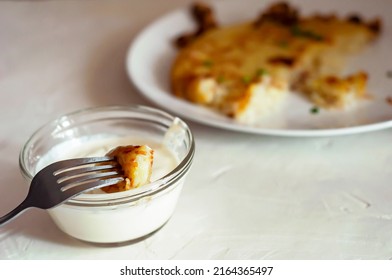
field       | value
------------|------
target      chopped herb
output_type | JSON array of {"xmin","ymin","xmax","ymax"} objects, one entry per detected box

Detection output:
[
  {"xmin": 242, "ymin": 69, "xmax": 268, "ymax": 85},
  {"xmin": 277, "ymin": 40, "xmax": 289, "ymax": 48},
  {"xmin": 255, "ymin": 68, "xmax": 268, "ymax": 77},
  {"xmin": 290, "ymin": 25, "xmax": 324, "ymax": 41},
  {"xmin": 387, "ymin": 70, "xmax": 392, "ymax": 78},
  {"xmin": 310, "ymin": 106, "xmax": 320, "ymax": 114},
  {"xmin": 217, "ymin": 76, "xmax": 225, "ymax": 83},
  {"xmin": 202, "ymin": 60, "xmax": 213, "ymax": 67},
  {"xmin": 242, "ymin": 75, "xmax": 252, "ymax": 84}
]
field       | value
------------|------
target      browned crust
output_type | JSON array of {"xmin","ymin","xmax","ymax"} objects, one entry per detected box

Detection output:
[
  {"xmin": 254, "ymin": 1, "xmax": 299, "ymax": 27},
  {"xmin": 175, "ymin": 1, "xmax": 382, "ymax": 49},
  {"xmin": 174, "ymin": 2, "xmax": 218, "ymax": 48}
]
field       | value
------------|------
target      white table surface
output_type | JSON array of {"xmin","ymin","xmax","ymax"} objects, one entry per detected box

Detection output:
[{"xmin": 1, "ymin": 0, "xmax": 392, "ymax": 260}]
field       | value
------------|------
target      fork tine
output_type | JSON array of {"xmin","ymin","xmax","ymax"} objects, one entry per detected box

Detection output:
[
  {"xmin": 59, "ymin": 170, "xmax": 123, "ymax": 191},
  {"xmin": 54, "ymin": 162, "xmax": 121, "ymax": 177},
  {"xmin": 52, "ymin": 157, "xmax": 117, "ymax": 175},
  {"xmin": 37, "ymin": 157, "xmax": 115, "ymax": 179},
  {"xmin": 55, "ymin": 163, "xmax": 121, "ymax": 183},
  {"xmin": 61, "ymin": 177, "xmax": 124, "ymax": 198},
  {"xmin": 0, "ymin": 157, "xmax": 127, "ymax": 225}
]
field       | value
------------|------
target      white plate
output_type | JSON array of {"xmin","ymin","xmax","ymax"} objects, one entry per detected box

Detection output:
[{"xmin": 126, "ymin": 0, "xmax": 392, "ymax": 137}]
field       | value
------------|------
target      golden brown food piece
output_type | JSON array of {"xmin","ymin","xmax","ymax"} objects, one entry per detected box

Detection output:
[
  {"xmin": 254, "ymin": 1, "xmax": 299, "ymax": 27},
  {"xmin": 101, "ymin": 145, "xmax": 154, "ymax": 193},
  {"xmin": 302, "ymin": 72, "xmax": 369, "ymax": 108},
  {"xmin": 171, "ymin": 1, "xmax": 382, "ymax": 123}
]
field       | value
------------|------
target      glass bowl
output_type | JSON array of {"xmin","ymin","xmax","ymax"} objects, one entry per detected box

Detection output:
[{"xmin": 19, "ymin": 105, "xmax": 195, "ymax": 245}]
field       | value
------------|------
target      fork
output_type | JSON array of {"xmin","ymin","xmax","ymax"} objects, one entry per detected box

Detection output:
[{"xmin": 0, "ymin": 157, "xmax": 123, "ymax": 226}]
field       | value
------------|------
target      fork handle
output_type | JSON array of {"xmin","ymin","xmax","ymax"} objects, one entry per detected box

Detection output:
[{"xmin": 0, "ymin": 200, "xmax": 32, "ymax": 226}]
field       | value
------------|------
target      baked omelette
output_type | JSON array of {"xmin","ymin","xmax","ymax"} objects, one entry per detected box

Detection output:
[{"xmin": 170, "ymin": 2, "xmax": 381, "ymax": 124}]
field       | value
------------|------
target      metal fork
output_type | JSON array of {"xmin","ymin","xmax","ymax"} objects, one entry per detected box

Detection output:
[{"xmin": 0, "ymin": 157, "xmax": 123, "ymax": 226}]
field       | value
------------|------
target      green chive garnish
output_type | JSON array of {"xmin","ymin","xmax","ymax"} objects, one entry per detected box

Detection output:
[
  {"xmin": 217, "ymin": 76, "xmax": 225, "ymax": 83},
  {"xmin": 277, "ymin": 40, "xmax": 289, "ymax": 48},
  {"xmin": 255, "ymin": 68, "xmax": 268, "ymax": 77},
  {"xmin": 242, "ymin": 75, "xmax": 252, "ymax": 84},
  {"xmin": 310, "ymin": 106, "xmax": 320, "ymax": 114},
  {"xmin": 291, "ymin": 25, "xmax": 324, "ymax": 41},
  {"xmin": 202, "ymin": 60, "xmax": 213, "ymax": 67}
]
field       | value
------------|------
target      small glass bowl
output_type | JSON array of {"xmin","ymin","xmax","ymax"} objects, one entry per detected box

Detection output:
[{"xmin": 19, "ymin": 105, "xmax": 195, "ymax": 245}]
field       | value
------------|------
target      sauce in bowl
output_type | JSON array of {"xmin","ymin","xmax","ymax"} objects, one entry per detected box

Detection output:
[{"xmin": 19, "ymin": 106, "xmax": 195, "ymax": 245}]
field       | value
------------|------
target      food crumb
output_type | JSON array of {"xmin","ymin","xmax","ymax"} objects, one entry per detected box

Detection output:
[
  {"xmin": 386, "ymin": 96, "xmax": 392, "ymax": 106},
  {"xmin": 387, "ymin": 70, "xmax": 392, "ymax": 78}
]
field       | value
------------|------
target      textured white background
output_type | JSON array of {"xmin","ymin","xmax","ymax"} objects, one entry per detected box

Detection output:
[{"xmin": 0, "ymin": 0, "xmax": 392, "ymax": 259}]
